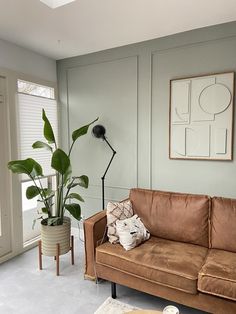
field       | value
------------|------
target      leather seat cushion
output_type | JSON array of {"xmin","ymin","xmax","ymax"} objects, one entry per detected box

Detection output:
[
  {"xmin": 96, "ymin": 237, "xmax": 208, "ymax": 294},
  {"xmin": 198, "ymin": 249, "xmax": 236, "ymax": 301}
]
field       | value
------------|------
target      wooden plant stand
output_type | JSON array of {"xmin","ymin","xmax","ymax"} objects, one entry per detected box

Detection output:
[{"xmin": 38, "ymin": 235, "xmax": 74, "ymax": 276}]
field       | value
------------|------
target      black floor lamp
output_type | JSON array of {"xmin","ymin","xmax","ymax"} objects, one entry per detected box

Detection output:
[{"xmin": 92, "ymin": 125, "xmax": 116, "ymax": 209}]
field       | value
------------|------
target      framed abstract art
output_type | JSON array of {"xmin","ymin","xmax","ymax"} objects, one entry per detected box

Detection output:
[{"xmin": 169, "ymin": 72, "xmax": 234, "ymax": 160}]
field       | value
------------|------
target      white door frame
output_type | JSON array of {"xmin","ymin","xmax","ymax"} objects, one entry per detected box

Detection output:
[
  {"xmin": 0, "ymin": 75, "xmax": 12, "ymax": 258},
  {"xmin": 0, "ymin": 68, "xmax": 58, "ymax": 264}
]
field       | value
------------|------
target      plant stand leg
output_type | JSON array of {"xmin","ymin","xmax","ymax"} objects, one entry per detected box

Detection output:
[
  {"xmin": 71, "ymin": 235, "xmax": 74, "ymax": 265},
  {"xmin": 56, "ymin": 243, "xmax": 60, "ymax": 276},
  {"xmin": 38, "ymin": 240, "xmax": 42, "ymax": 270}
]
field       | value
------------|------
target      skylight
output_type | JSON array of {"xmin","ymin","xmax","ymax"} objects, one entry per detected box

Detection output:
[{"xmin": 40, "ymin": 0, "xmax": 76, "ymax": 9}]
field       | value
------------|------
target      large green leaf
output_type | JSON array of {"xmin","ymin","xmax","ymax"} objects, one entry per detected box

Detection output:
[
  {"xmin": 37, "ymin": 193, "xmax": 54, "ymax": 202},
  {"xmin": 63, "ymin": 165, "xmax": 72, "ymax": 185},
  {"xmin": 42, "ymin": 109, "xmax": 55, "ymax": 144},
  {"xmin": 67, "ymin": 182, "xmax": 79, "ymax": 189},
  {"xmin": 46, "ymin": 217, "xmax": 62, "ymax": 226},
  {"xmin": 66, "ymin": 193, "xmax": 84, "ymax": 202},
  {"xmin": 67, "ymin": 175, "xmax": 89, "ymax": 189},
  {"xmin": 32, "ymin": 141, "xmax": 53, "ymax": 152},
  {"xmin": 26, "ymin": 185, "xmax": 40, "ymax": 199},
  {"xmin": 30, "ymin": 159, "xmax": 43, "ymax": 178},
  {"xmin": 51, "ymin": 149, "xmax": 70, "ymax": 175},
  {"xmin": 8, "ymin": 158, "xmax": 43, "ymax": 179},
  {"xmin": 41, "ymin": 188, "xmax": 54, "ymax": 197},
  {"xmin": 8, "ymin": 159, "xmax": 32, "ymax": 175},
  {"xmin": 72, "ymin": 118, "xmax": 98, "ymax": 142},
  {"xmin": 76, "ymin": 175, "xmax": 89, "ymax": 188},
  {"xmin": 65, "ymin": 203, "xmax": 81, "ymax": 220},
  {"xmin": 41, "ymin": 207, "xmax": 48, "ymax": 214}
]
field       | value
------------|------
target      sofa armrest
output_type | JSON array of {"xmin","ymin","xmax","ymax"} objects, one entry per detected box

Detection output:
[{"xmin": 84, "ymin": 210, "xmax": 107, "ymax": 280}]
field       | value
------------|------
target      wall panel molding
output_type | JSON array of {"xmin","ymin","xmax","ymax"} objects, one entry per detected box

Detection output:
[
  {"xmin": 57, "ymin": 21, "xmax": 236, "ymax": 217},
  {"xmin": 150, "ymin": 34, "xmax": 236, "ymax": 57},
  {"xmin": 66, "ymin": 55, "xmax": 139, "ymax": 205},
  {"xmin": 150, "ymin": 35, "xmax": 236, "ymax": 196}
]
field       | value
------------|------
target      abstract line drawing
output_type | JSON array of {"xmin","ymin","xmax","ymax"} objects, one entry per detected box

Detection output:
[
  {"xmin": 199, "ymin": 83, "xmax": 231, "ymax": 115},
  {"xmin": 172, "ymin": 80, "xmax": 190, "ymax": 124},
  {"xmin": 170, "ymin": 72, "xmax": 234, "ymax": 160}
]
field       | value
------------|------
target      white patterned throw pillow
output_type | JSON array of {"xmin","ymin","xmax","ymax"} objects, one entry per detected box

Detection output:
[
  {"xmin": 107, "ymin": 200, "xmax": 133, "ymax": 244},
  {"xmin": 116, "ymin": 214, "xmax": 150, "ymax": 251}
]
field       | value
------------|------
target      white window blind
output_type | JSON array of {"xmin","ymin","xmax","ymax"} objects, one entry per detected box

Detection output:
[{"xmin": 17, "ymin": 93, "xmax": 58, "ymax": 178}]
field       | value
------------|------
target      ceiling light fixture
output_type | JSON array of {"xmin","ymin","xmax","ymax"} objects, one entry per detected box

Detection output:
[{"xmin": 40, "ymin": 0, "xmax": 76, "ymax": 9}]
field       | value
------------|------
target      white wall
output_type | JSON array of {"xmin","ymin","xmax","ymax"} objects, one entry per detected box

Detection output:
[{"xmin": 0, "ymin": 38, "xmax": 56, "ymax": 81}]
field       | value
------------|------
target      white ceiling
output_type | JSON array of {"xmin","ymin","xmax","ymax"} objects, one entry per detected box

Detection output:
[
  {"xmin": 0, "ymin": 0, "xmax": 236, "ymax": 60},
  {"xmin": 40, "ymin": 0, "xmax": 76, "ymax": 9}
]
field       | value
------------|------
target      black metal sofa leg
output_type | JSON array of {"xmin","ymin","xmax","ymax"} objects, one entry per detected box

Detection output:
[{"xmin": 111, "ymin": 282, "xmax": 117, "ymax": 299}]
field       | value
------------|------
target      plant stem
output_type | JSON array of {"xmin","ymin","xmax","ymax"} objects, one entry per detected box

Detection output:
[
  {"xmin": 22, "ymin": 168, "xmax": 47, "ymax": 213},
  {"xmin": 61, "ymin": 177, "xmax": 75, "ymax": 215},
  {"xmin": 29, "ymin": 175, "xmax": 50, "ymax": 216},
  {"xmin": 56, "ymin": 173, "xmax": 61, "ymax": 218},
  {"xmin": 57, "ymin": 174, "xmax": 64, "ymax": 220},
  {"xmin": 68, "ymin": 141, "xmax": 75, "ymax": 157},
  {"xmin": 37, "ymin": 176, "xmax": 52, "ymax": 217},
  {"xmin": 60, "ymin": 177, "xmax": 64, "ymax": 220}
]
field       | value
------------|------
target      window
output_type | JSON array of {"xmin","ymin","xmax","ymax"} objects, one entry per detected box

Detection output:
[
  {"xmin": 17, "ymin": 80, "xmax": 58, "ymax": 244},
  {"xmin": 17, "ymin": 80, "xmax": 58, "ymax": 176},
  {"xmin": 18, "ymin": 79, "xmax": 55, "ymax": 99}
]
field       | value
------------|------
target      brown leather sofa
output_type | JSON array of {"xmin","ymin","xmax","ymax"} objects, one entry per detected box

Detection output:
[{"xmin": 84, "ymin": 188, "xmax": 236, "ymax": 314}]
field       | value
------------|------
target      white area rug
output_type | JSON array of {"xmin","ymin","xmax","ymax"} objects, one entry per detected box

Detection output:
[{"xmin": 94, "ymin": 297, "xmax": 141, "ymax": 314}]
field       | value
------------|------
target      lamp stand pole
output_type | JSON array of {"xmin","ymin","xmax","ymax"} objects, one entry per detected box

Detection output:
[{"xmin": 101, "ymin": 137, "xmax": 116, "ymax": 209}]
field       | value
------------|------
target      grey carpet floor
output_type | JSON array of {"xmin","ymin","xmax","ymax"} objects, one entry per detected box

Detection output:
[{"xmin": 0, "ymin": 234, "xmax": 208, "ymax": 314}]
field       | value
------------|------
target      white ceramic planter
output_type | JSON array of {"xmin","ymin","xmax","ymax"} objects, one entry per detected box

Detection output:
[{"xmin": 41, "ymin": 217, "xmax": 71, "ymax": 256}]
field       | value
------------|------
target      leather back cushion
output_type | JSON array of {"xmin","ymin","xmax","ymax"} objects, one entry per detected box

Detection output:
[
  {"xmin": 211, "ymin": 197, "xmax": 236, "ymax": 253},
  {"xmin": 129, "ymin": 188, "xmax": 210, "ymax": 247}
]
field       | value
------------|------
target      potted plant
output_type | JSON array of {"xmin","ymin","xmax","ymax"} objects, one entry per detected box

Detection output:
[{"xmin": 8, "ymin": 109, "xmax": 97, "ymax": 259}]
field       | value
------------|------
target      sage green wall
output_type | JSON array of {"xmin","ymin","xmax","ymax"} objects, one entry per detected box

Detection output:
[{"xmin": 57, "ymin": 21, "xmax": 236, "ymax": 217}]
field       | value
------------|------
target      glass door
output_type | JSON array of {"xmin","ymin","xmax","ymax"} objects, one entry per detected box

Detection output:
[{"xmin": 0, "ymin": 76, "xmax": 11, "ymax": 258}]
